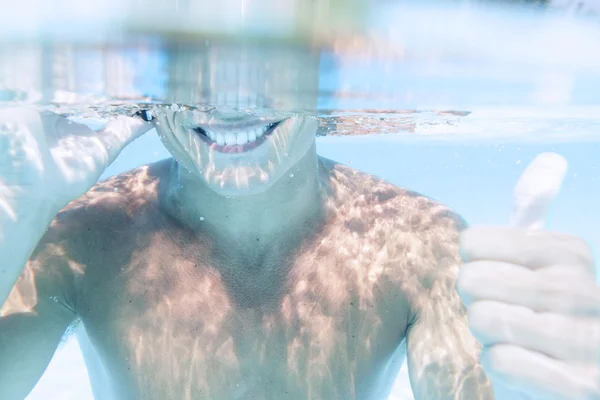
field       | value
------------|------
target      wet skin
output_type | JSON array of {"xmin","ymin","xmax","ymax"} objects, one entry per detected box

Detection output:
[{"xmin": 2, "ymin": 113, "xmax": 491, "ymax": 400}]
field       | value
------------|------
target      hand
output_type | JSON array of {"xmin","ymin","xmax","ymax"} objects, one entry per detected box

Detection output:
[
  {"xmin": 458, "ymin": 152, "xmax": 599, "ymax": 399},
  {"xmin": 0, "ymin": 107, "xmax": 152, "ymax": 217}
]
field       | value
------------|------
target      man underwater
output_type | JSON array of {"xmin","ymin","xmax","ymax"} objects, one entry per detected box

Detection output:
[{"xmin": 0, "ymin": 43, "xmax": 598, "ymax": 400}]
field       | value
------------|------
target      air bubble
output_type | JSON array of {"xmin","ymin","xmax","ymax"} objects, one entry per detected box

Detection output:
[
  {"xmin": 200, "ymin": 216, "xmax": 205, "ymax": 221},
  {"xmin": 283, "ymin": 152, "xmax": 288, "ymax": 157},
  {"xmin": 289, "ymin": 173, "xmax": 294, "ymax": 178}
]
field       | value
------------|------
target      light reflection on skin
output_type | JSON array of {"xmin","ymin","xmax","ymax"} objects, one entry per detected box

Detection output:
[
  {"xmin": 1, "ymin": 41, "xmax": 491, "ymax": 399},
  {"xmin": 34, "ymin": 161, "xmax": 471, "ymax": 399}
]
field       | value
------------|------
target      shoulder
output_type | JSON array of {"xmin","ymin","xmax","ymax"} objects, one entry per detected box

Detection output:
[
  {"xmin": 320, "ymin": 157, "xmax": 467, "ymax": 299},
  {"xmin": 21, "ymin": 161, "xmax": 165, "ymax": 288},
  {"xmin": 35, "ymin": 159, "xmax": 173, "ymax": 266},
  {"xmin": 54, "ymin": 158, "xmax": 170, "ymax": 230},
  {"xmin": 7, "ymin": 160, "xmax": 171, "ymax": 314},
  {"xmin": 320, "ymin": 156, "xmax": 466, "ymax": 237}
]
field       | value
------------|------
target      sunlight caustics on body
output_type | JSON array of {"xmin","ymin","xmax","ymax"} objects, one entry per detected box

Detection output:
[{"xmin": 0, "ymin": 1, "xmax": 598, "ymax": 400}]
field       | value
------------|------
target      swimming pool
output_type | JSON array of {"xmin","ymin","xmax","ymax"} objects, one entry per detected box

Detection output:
[{"xmin": 1, "ymin": 1, "xmax": 599, "ymax": 399}]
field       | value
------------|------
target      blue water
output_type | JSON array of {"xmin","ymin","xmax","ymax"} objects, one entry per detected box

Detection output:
[
  {"xmin": 104, "ymin": 131, "xmax": 600, "ymax": 271},
  {"xmin": 12, "ymin": 5, "xmax": 599, "ymax": 399},
  {"xmin": 26, "ymin": 132, "xmax": 599, "ymax": 399},
  {"xmin": 98, "ymin": 46, "xmax": 600, "ymax": 267}
]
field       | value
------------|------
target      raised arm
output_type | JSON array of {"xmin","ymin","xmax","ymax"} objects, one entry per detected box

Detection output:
[
  {"xmin": 0, "ymin": 107, "xmax": 151, "ymax": 303},
  {"xmin": 0, "ymin": 218, "xmax": 79, "ymax": 399},
  {"xmin": 0, "ymin": 107, "xmax": 151, "ymax": 399}
]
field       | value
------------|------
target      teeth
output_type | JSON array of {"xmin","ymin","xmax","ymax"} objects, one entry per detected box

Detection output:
[
  {"xmin": 199, "ymin": 123, "xmax": 277, "ymax": 146},
  {"xmin": 236, "ymin": 132, "xmax": 248, "ymax": 145},
  {"xmin": 225, "ymin": 132, "xmax": 237, "ymax": 146}
]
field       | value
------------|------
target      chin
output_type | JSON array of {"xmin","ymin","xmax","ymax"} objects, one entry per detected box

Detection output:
[{"xmin": 153, "ymin": 108, "xmax": 318, "ymax": 197}]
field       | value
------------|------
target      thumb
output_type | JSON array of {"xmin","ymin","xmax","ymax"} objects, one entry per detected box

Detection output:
[
  {"xmin": 510, "ymin": 152, "xmax": 568, "ymax": 230},
  {"xmin": 98, "ymin": 116, "xmax": 154, "ymax": 165}
]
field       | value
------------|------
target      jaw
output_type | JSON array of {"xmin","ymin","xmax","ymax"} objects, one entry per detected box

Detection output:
[{"xmin": 153, "ymin": 108, "xmax": 319, "ymax": 197}]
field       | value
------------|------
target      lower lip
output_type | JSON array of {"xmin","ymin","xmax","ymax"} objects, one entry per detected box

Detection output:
[{"xmin": 196, "ymin": 126, "xmax": 276, "ymax": 154}]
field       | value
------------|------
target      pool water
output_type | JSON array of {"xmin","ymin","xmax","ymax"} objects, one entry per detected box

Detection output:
[
  {"xmin": 1, "ymin": 1, "xmax": 599, "ymax": 399},
  {"xmin": 24, "ymin": 134, "xmax": 600, "ymax": 399}
]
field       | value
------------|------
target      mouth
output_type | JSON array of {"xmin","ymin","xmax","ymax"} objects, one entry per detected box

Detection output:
[{"xmin": 192, "ymin": 120, "xmax": 283, "ymax": 154}]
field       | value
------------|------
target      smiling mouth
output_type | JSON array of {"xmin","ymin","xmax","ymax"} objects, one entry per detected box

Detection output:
[{"xmin": 192, "ymin": 120, "xmax": 283, "ymax": 154}]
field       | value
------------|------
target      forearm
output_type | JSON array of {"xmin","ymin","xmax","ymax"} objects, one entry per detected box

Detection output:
[
  {"xmin": 0, "ymin": 198, "xmax": 58, "ymax": 306},
  {"xmin": 456, "ymin": 365, "xmax": 495, "ymax": 400},
  {"xmin": 411, "ymin": 362, "xmax": 494, "ymax": 400},
  {"xmin": 0, "ymin": 192, "xmax": 76, "ymax": 399},
  {"xmin": 406, "ymin": 260, "xmax": 495, "ymax": 400},
  {"xmin": 408, "ymin": 336, "xmax": 495, "ymax": 400}
]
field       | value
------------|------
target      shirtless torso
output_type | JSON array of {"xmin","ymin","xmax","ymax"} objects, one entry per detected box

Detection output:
[{"xmin": 5, "ymin": 156, "xmax": 465, "ymax": 400}]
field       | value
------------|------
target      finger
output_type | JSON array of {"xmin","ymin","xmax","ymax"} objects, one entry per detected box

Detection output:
[
  {"xmin": 98, "ymin": 116, "xmax": 154, "ymax": 165},
  {"xmin": 39, "ymin": 111, "xmax": 96, "ymax": 146},
  {"xmin": 480, "ymin": 343, "xmax": 600, "ymax": 400},
  {"xmin": 458, "ymin": 260, "xmax": 600, "ymax": 314},
  {"xmin": 460, "ymin": 227, "xmax": 595, "ymax": 272},
  {"xmin": 510, "ymin": 152, "xmax": 568, "ymax": 230},
  {"xmin": 468, "ymin": 300, "xmax": 600, "ymax": 363},
  {"xmin": 0, "ymin": 107, "xmax": 46, "ymax": 143},
  {"xmin": 50, "ymin": 116, "xmax": 153, "ymax": 182}
]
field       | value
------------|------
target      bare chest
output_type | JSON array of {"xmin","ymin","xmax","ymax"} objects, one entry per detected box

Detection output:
[{"xmin": 76, "ymin": 233, "xmax": 411, "ymax": 400}]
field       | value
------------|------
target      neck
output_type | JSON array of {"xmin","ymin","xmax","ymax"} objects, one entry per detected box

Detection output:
[{"xmin": 163, "ymin": 143, "xmax": 328, "ymax": 256}]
